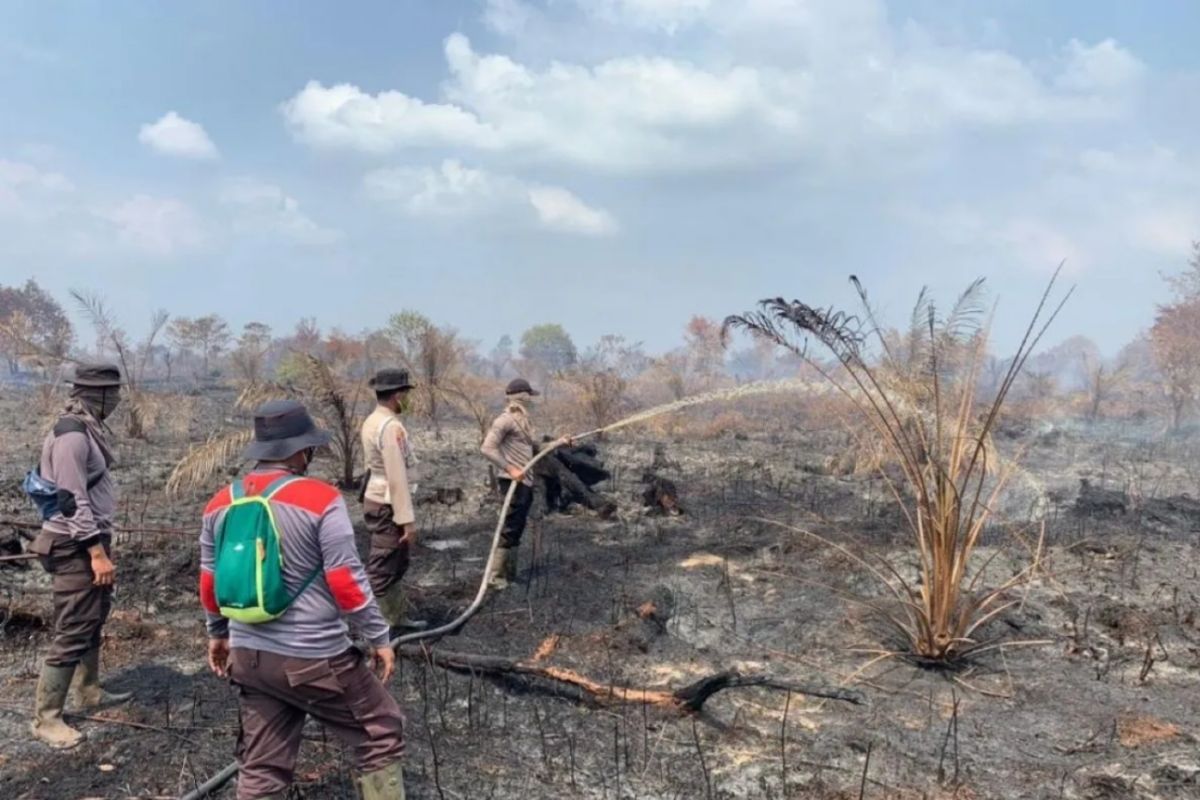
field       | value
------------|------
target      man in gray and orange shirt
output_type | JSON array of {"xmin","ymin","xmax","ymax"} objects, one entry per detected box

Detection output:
[
  {"xmin": 200, "ymin": 400, "xmax": 406, "ymax": 800},
  {"xmin": 29, "ymin": 363, "xmax": 132, "ymax": 749}
]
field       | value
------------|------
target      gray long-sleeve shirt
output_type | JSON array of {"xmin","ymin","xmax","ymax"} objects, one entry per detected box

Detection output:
[
  {"xmin": 39, "ymin": 426, "xmax": 115, "ymax": 546},
  {"xmin": 199, "ymin": 469, "xmax": 390, "ymax": 658}
]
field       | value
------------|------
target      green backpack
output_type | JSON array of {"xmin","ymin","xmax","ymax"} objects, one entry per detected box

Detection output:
[{"xmin": 213, "ymin": 475, "xmax": 319, "ymax": 624}]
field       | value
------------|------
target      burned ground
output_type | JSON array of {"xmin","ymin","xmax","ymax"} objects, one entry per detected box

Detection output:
[{"xmin": 2, "ymin": 391, "xmax": 1199, "ymax": 799}]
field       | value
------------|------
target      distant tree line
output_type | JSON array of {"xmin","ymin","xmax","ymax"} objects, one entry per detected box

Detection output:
[{"xmin": 5, "ymin": 243, "xmax": 1200, "ymax": 433}]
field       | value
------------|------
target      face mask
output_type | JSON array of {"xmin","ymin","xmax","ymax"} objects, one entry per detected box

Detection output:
[
  {"xmin": 298, "ymin": 447, "xmax": 316, "ymax": 474},
  {"xmin": 397, "ymin": 394, "xmax": 412, "ymax": 414},
  {"xmin": 99, "ymin": 392, "xmax": 122, "ymax": 420}
]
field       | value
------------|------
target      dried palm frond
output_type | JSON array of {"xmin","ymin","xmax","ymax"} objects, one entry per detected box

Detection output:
[
  {"xmin": 0, "ymin": 319, "xmax": 83, "ymax": 367},
  {"xmin": 167, "ymin": 429, "xmax": 253, "ymax": 495},
  {"xmin": 725, "ymin": 268, "xmax": 1072, "ymax": 663},
  {"xmin": 235, "ymin": 381, "xmax": 289, "ymax": 412}
]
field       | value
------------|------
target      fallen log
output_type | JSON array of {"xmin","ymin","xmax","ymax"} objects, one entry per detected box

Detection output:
[
  {"xmin": 535, "ymin": 439, "xmax": 617, "ymax": 517},
  {"xmin": 396, "ymin": 644, "xmax": 864, "ymax": 711},
  {"xmin": 536, "ymin": 452, "xmax": 617, "ymax": 517}
]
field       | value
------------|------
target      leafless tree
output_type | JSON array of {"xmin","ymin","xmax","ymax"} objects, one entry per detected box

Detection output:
[{"xmin": 70, "ymin": 290, "xmax": 169, "ymax": 439}]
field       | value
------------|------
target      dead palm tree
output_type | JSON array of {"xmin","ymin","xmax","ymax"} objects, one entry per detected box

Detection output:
[{"xmin": 725, "ymin": 270, "xmax": 1071, "ymax": 663}]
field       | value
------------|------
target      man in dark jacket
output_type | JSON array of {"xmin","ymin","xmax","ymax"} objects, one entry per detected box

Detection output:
[{"xmin": 29, "ymin": 364, "xmax": 131, "ymax": 749}]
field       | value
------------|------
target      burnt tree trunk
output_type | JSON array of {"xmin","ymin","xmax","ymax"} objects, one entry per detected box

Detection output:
[{"xmin": 395, "ymin": 644, "xmax": 863, "ymax": 711}]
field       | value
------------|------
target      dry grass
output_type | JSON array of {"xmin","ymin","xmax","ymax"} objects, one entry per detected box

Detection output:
[{"xmin": 726, "ymin": 271, "xmax": 1072, "ymax": 662}]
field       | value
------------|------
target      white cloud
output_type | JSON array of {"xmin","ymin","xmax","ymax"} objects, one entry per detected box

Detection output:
[
  {"xmin": 285, "ymin": 36, "xmax": 798, "ymax": 172},
  {"xmin": 138, "ymin": 112, "xmax": 220, "ymax": 160},
  {"xmin": 99, "ymin": 194, "xmax": 206, "ymax": 256},
  {"xmin": 219, "ymin": 177, "xmax": 341, "ymax": 246},
  {"xmin": 365, "ymin": 160, "xmax": 505, "ymax": 217},
  {"xmin": 1056, "ymin": 38, "xmax": 1146, "ymax": 94},
  {"xmin": 1131, "ymin": 210, "xmax": 1198, "ymax": 258},
  {"xmin": 915, "ymin": 205, "xmax": 1083, "ymax": 273},
  {"xmin": 528, "ymin": 186, "xmax": 617, "ymax": 235},
  {"xmin": 584, "ymin": 0, "xmax": 712, "ymax": 33},
  {"xmin": 482, "ymin": 0, "xmax": 538, "ymax": 37},
  {"xmin": 281, "ymin": 80, "xmax": 497, "ymax": 155},
  {"xmin": 364, "ymin": 159, "xmax": 617, "ymax": 236},
  {"xmin": 283, "ymin": 19, "xmax": 1144, "ymax": 174},
  {"xmin": 0, "ymin": 159, "xmax": 75, "ymax": 222},
  {"xmin": 0, "ymin": 158, "xmax": 74, "ymax": 194},
  {"xmin": 999, "ymin": 219, "xmax": 1085, "ymax": 273},
  {"xmin": 909, "ymin": 140, "xmax": 1200, "ymax": 278}
]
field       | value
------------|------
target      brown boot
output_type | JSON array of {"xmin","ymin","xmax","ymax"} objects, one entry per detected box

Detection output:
[
  {"xmin": 74, "ymin": 647, "xmax": 133, "ymax": 709},
  {"xmin": 487, "ymin": 548, "xmax": 511, "ymax": 590},
  {"xmin": 31, "ymin": 664, "xmax": 84, "ymax": 749},
  {"xmin": 360, "ymin": 761, "xmax": 406, "ymax": 799},
  {"xmin": 379, "ymin": 584, "xmax": 428, "ymax": 634}
]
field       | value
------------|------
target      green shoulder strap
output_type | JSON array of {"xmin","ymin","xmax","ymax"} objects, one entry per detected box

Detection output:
[{"xmin": 256, "ymin": 474, "xmax": 321, "ymax": 602}]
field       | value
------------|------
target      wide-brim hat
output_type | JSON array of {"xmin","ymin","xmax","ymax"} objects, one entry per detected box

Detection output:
[
  {"xmin": 242, "ymin": 399, "xmax": 332, "ymax": 461},
  {"xmin": 69, "ymin": 363, "xmax": 123, "ymax": 388},
  {"xmin": 368, "ymin": 368, "xmax": 415, "ymax": 392},
  {"xmin": 505, "ymin": 378, "xmax": 540, "ymax": 397}
]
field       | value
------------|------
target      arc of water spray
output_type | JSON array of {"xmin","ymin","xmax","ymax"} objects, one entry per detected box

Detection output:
[{"xmin": 392, "ymin": 377, "xmax": 814, "ymax": 646}]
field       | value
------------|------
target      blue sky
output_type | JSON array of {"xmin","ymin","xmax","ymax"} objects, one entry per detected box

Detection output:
[{"xmin": 1, "ymin": 0, "xmax": 1197, "ymax": 356}]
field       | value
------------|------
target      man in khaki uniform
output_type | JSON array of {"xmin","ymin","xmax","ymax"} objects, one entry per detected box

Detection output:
[
  {"xmin": 360, "ymin": 369, "xmax": 423, "ymax": 630},
  {"xmin": 29, "ymin": 364, "xmax": 132, "ymax": 749},
  {"xmin": 480, "ymin": 378, "xmax": 569, "ymax": 589}
]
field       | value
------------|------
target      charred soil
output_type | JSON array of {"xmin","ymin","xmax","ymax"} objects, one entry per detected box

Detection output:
[{"xmin": 1, "ymin": 392, "xmax": 1198, "ymax": 799}]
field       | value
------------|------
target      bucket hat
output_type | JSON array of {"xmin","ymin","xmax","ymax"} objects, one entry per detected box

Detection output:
[
  {"xmin": 70, "ymin": 364, "xmax": 123, "ymax": 388},
  {"xmin": 368, "ymin": 368, "xmax": 415, "ymax": 392},
  {"xmin": 242, "ymin": 400, "xmax": 332, "ymax": 461}
]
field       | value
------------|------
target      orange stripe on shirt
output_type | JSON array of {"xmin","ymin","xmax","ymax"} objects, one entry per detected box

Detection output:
[
  {"xmin": 324, "ymin": 565, "xmax": 366, "ymax": 611},
  {"xmin": 203, "ymin": 485, "xmax": 233, "ymax": 517},
  {"xmin": 272, "ymin": 478, "xmax": 341, "ymax": 516},
  {"xmin": 199, "ymin": 570, "xmax": 219, "ymax": 614}
]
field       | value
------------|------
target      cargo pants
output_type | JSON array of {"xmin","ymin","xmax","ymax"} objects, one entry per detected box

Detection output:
[
  {"xmin": 31, "ymin": 532, "xmax": 113, "ymax": 667},
  {"xmin": 362, "ymin": 500, "xmax": 411, "ymax": 599},
  {"xmin": 497, "ymin": 478, "xmax": 535, "ymax": 549},
  {"xmin": 230, "ymin": 647, "xmax": 405, "ymax": 800}
]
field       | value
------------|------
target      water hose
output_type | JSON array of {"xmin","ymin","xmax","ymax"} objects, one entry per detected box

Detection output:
[
  {"xmin": 179, "ymin": 379, "xmax": 808, "ymax": 798},
  {"xmin": 391, "ymin": 432, "xmax": 591, "ymax": 646},
  {"xmin": 179, "ymin": 762, "xmax": 239, "ymax": 800}
]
